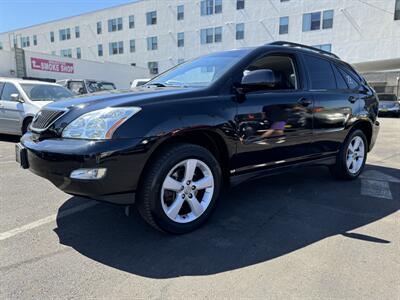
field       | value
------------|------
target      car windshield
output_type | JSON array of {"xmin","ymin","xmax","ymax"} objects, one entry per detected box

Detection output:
[
  {"xmin": 21, "ymin": 84, "xmax": 73, "ymax": 101},
  {"xmin": 146, "ymin": 49, "xmax": 252, "ymax": 88},
  {"xmin": 87, "ymin": 81, "xmax": 116, "ymax": 93},
  {"xmin": 379, "ymin": 94, "xmax": 397, "ymax": 101}
]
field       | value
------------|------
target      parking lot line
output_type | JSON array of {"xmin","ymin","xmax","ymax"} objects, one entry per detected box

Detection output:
[{"xmin": 0, "ymin": 201, "xmax": 97, "ymax": 241}]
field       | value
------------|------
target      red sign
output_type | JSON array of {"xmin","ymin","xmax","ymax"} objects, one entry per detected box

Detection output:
[{"xmin": 30, "ymin": 57, "xmax": 74, "ymax": 74}]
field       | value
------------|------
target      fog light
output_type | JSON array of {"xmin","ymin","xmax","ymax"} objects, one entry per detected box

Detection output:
[{"xmin": 70, "ymin": 168, "xmax": 107, "ymax": 180}]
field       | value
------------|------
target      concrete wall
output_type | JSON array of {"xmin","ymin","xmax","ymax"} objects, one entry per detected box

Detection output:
[
  {"xmin": 0, "ymin": 50, "xmax": 16, "ymax": 77},
  {"xmin": 0, "ymin": 0, "xmax": 399, "ymax": 75},
  {"xmin": 23, "ymin": 50, "xmax": 149, "ymax": 88}
]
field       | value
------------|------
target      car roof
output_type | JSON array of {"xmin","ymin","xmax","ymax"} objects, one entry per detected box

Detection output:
[{"xmin": 0, "ymin": 77, "xmax": 60, "ymax": 85}]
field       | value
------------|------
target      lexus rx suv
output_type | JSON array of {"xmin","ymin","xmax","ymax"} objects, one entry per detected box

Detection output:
[{"xmin": 16, "ymin": 42, "xmax": 380, "ymax": 234}]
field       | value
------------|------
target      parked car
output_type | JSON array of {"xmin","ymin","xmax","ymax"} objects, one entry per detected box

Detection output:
[
  {"xmin": 0, "ymin": 78, "xmax": 73, "ymax": 135},
  {"xmin": 57, "ymin": 79, "xmax": 116, "ymax": 95},
  {"xmin": 17, "ymin": 42, "xmax": 380, "ymax": 234},
  {"xmin": 378, "ymin": 93, "xmax": 400, "ymax": 117},
  {"xmin": 131, "ymin": 79, "xmax": 150, "ymax": 88}
]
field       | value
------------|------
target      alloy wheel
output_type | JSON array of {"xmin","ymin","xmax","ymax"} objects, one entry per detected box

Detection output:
[
  {"xmin": 346, "ymin": 136, "xmax": 365, "ymax": 174},
  {"xmin": 161, "ymin": 159, "xmax": 215, "ymax": 223}
]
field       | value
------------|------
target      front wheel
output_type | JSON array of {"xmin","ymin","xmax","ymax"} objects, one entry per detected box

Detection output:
[
  {"xmin": 330, "ymin": 129, "xmax": 367, "ymax": 180},
  {"xmin": 136, "ymin": 143, "xmax": 222, "ymax": 234}
]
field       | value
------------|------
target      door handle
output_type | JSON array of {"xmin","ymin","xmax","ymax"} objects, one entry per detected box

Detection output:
[
  {"xmin": 298, "ymin": 97, "xmax": 312, "ymax": 106},
  {"xmin": 348, "ymin": 96, "xmax": 358, "ymax": 103}
]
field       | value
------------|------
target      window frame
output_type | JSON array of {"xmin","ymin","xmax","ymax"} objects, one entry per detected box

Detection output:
[{"xmin": 242, "ymin": 52, "xmax": 301, "ymax": 92}]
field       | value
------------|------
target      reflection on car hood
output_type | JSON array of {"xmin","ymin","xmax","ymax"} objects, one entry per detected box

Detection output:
[
  {"xmin": 43, "ymin": 86, "xmax": 196, "ymax": 111},
  {"xmin": 32, "ymin": 100, "xmax": 54, "ymax": 107}
]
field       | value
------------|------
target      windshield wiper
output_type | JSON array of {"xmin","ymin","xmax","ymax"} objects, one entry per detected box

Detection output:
[{"xmin": 146, "ymin": 82, "xmax": 167, "ymax": 87}]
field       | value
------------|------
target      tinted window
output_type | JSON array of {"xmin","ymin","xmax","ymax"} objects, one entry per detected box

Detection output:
[
  {"xmin": 1, "ymin": 83, "xmax": 19, "ymax": 100},
  {"xmin": 338, "ymin": 67, "xmax": 359, "ymax": 90},
  {"xmin": 304, "ymin": 55, "xmax": 336, "ymax": 90},
  {"xmin": 332, "ymin": 65, "xmax": 348, "ymax": 89}
]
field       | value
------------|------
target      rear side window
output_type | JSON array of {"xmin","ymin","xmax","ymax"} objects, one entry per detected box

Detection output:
[
  {"xmin": 332, "ymin": 65, "xmax": 349, "ymax": 89},
  {"xmin": 304, "ymin": 54, "xmax": 336, "ymax": 90},
  {"xmin": 338, "ymin": 67, "xmax": 360, "ymax": 90}
]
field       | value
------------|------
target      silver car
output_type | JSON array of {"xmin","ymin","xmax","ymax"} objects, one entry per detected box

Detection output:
[{"xmin": 0, "ymin": 78, "xmax": 73, "ymax": 135}]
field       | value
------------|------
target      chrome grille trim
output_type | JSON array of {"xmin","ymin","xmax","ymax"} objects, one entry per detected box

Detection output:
[{"xmin": 30, "ymin": 108, "xmax": 68, "ymax": 132}]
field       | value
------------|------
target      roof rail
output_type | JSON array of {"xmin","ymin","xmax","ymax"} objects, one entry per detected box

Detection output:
[{"xmin": 268, "ymin": 41, "xmax": 340, "ymax": 59}]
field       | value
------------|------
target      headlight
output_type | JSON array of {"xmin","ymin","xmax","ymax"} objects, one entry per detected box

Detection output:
[{"xmin": 62, "ymin": 107, "xmax": 141, "ymax": 140}]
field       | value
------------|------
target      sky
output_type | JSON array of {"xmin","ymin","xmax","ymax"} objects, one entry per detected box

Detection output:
[{"xmin": 0, "ymin": 0, "xmax": 137, "ymax": 33}]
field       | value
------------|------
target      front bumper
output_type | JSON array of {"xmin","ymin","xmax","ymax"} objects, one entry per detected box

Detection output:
[
  {"xmin": 20, "ymin": 133, "xmax": 151, "ymax": 204},
  {"xmin": 378, "ymin": 107, "xmax": 400, "ymax": 116}
]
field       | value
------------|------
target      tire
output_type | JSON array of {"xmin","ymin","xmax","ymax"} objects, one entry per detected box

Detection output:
[
  {"xmin": 22, "ymin": 118, "xmax": 33, "ymax": 135},
  {"xmin": 330, "ymin": 129, "xmax": 367, "ymax": 180},
  {"xmin": 136, "ymin": 143, "xmax": 222, "ymax": 234}
]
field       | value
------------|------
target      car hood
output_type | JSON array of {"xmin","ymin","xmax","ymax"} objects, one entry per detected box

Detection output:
[{"xmin": 43, "ymin": 86, "xmax": 200, "ymax": 111}]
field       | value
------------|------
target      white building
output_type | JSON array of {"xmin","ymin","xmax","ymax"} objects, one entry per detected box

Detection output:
[{"xmin": 0, "ymin": 0, "xmax": 399, "ymax": 82}]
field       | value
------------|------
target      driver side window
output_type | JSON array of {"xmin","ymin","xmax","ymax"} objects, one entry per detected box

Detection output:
[{"xmin": 244, "ymin": 55, "xmax": 298, "ymax": 90}]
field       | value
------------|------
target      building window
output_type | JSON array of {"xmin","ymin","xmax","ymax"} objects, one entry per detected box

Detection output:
[
  {"xmin": 108, "ymin": 18, "xmax": 123, "ymax": 32},
  {"xmin": 177, "ymin": 5, "xmax": 184, "ymax": 20},
  {"xmin": 59, "ymin": 28, "xmax": 71, "ymax": 41},
  {"xmin": 130, "ymin": 39, "xmax": 136, "ymax": 52},
  {"xmin": 237, "ymin": 0, "xmax": 245, "ymax": 9},
  {"xmin": 303, "ymin": 10, "xmax": 333, "ymax": 31},
  {"xmin": 236, "ymin": 23, "xmax": 244, "ymax": 40},
  {"xmin": 76, "ymin": 47, "xmax": 81, "ymax": 59},
  {"xmin": 20, "ymin": 37, "xmax": 30, "ymax": 48},
  {"xmin": 312, "ymin": 44, "xmax": 332, "ymax": 52},
  {"xmin": 177, "ymin": 32, "xmax": 184, "ymax": 47},
  {"xmin": 60, "ymin": 49, "xmax": 72, "ymax": 58},
  {"xmin": 303, "ymin": 12, "xmax": 320, "ymax": 31},
  {"xmin": 148, "ymin": 61, "xmax": 159, "ymax": 75},
  {"xmin": 98, "ymin": 44, "xmax": 103, "ymax": 56},
  {"xmin": 33, "ymin": 35, "xmax": 37, "ymax": 46},
  {"xmin": 322, "ymin": 10, "xmax": 334, "ymax": 29},
  {"xmin": 51, "ymin": 50, "xmax": 56, "ymax": 55},
  {"xmin": 129, "ymin": 15, "xmax": 135, "ymax": 28},
  {"xmin": 146, "ymin": 11, "xmax": 157, "ymax": 25},
  {"xmin": 215, "ymin": 27, "xmax": 223, "ymax": 42},
  {"xmin": 215, "ymin": 0, "xmax": 222, "ymax": 13},
  {"xmin": 97, "ymin": 21, "xmax": 102, "ymax": 34},
  {"xmin": 281, "ymin": 0, "xmax": 289, "ymax": 2},
  {"xmin": 200, "ymin": 27, "xmax": 222, "ymax": 44},
  {"xmin": 75, "ymin": 26, "xmax": 80, "ymax": 38},
  {"xmin": 396, "ymin": 0, "xmax": 400, "ymax": 20},
  {"xmin": 109, "ymin": 41, "xmax": 124, "ymax": 55},
  {"xmin": 0, "ymin": 41, "xmax": 3, "ymax": 50},
  {"xmin": 50, "ymin": 32, "xmax": 54, "ymax": 43},
  {"xmin": 147, "ymin": 36, "xmax": 158, "ymax": 50},
  {"xmin": 200, "ymin": 0, "xmax": 222, "ymax": 15},
  {"xmin": 279, "ymin": 16, "xmax": 289, "ymax": 34}
]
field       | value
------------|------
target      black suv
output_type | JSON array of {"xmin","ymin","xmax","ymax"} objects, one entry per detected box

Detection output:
[{"xmin": 16, "ymin": 42, "xmax": 380, "ymax": 234}]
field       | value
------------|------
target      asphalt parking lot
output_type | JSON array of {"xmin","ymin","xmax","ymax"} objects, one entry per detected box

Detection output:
[{"xmin": 0, "ymin": 118, "xmax": 399, "ymax": 299}]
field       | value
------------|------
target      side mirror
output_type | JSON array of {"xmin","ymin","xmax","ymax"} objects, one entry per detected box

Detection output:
[
  {"xmin": 241, "ymin": 69, "xmax": 278, "ymax": 89},
  {"xmin": 10, "ymin": 93, "xmax": 23, "ymax": 103}
]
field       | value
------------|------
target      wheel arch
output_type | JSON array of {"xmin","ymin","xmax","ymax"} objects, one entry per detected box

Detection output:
[
  {"xmin": 139, "ymin": 129, "xmax": 231, "ymax": 189},
  {"xmin": 350, "ymin": 120, "xmax": 373, "ymax": 151}
]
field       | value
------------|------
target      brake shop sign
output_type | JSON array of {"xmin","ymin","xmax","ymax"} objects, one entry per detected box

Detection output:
[{"xmin": 31, "ymin": 57, "xmax": 74, "ymax": 74}]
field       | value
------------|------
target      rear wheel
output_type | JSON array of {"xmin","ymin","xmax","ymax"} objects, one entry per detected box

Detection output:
[
  {"xmin": 136, "ymin": 143, "xmax": 222, "ymax": 234},
  {"xmin": 330, "ymin": 129, "xmax": 367, "ymax": 180}
]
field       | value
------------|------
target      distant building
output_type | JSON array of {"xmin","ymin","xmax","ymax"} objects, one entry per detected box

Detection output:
[{"xmin": 0, "ymin": 0, "xmax": 399, "ymax": 92}]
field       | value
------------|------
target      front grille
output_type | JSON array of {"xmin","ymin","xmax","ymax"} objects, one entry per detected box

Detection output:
[{"xmin": 31, "ymin": 109, "xmax": 65, "ymax": 131}]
